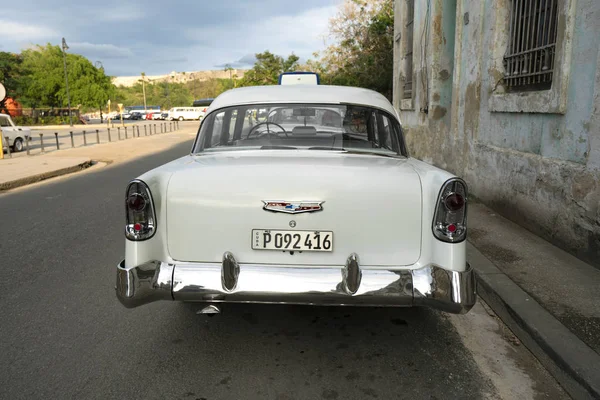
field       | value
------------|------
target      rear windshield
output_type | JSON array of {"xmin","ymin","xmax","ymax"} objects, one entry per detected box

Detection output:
[{"xmin": 192, "ymin": 103, "xmax": 407, "ymax": 156}]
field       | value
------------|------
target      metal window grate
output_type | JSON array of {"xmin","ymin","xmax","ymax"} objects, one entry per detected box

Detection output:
[
  {"xmin": 403, "ymin": 0, "xmax": 414, "ymax": 99},
  {"xmin": 503, "ymin": 0, "xmax": 558, "ymax": 91}
]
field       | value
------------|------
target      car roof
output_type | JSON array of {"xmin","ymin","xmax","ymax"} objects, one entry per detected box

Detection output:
[{"xmin": 207, "ymin": 85, "xmax": 399, "ymax": 119}]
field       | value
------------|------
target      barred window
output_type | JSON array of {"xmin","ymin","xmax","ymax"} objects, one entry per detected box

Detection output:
[
  {"xmin": 503, "ymin": 0, "xmax": 559, "ymax": 91},
  {"xmin": 403, "ymin": 0, "xmax": 414, "ymax": 99}
]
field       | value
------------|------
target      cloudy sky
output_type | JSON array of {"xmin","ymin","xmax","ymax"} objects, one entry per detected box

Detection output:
[{"xmin": 1, "ymin": 0, "xmax": 341, "ymax": 76}]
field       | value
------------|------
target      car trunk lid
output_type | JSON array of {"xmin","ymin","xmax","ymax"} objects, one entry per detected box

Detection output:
[{"xmin": 166, "ymin": 151, "xmax": 422, "ymax": 266}]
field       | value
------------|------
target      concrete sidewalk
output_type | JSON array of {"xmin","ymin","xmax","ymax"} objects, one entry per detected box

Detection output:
[
  {"xmin": 0, "ymin": 156, "xmax": 92, "ymax": 190},
  {"xmin": 468, "ymin": 200, "xmax": 600, "ymax": 399},
  {"xmin": 0, "ymin": 122, "xmax": 197, "ymax": 191}
]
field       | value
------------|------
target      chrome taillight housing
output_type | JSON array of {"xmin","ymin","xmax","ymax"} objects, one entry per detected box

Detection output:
[
  {"xmin": 432, "ymin": 178, "xmax": 468, "ymax": 243},
  {"xmin": 125, "ymin": 179, "xmax": 156, "ymax": 241}
]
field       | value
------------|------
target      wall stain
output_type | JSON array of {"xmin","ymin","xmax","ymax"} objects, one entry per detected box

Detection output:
[{"xmin": 432, "ymin": 106, "xmax": 447, "ymax": 120}]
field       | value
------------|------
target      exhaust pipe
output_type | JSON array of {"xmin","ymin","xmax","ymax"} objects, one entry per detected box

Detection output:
[{"xmin": 197, "ymin": 304, "xmax": 221, "ymax": 316}]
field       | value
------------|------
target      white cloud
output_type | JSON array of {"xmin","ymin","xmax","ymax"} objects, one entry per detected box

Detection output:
[
  {"xmin": 0, "ymin": 20, "xmax": 57, "ymax": 41},
  {"xmin": 0, "ymin": 1, "xmax": 342, "ymax": 75},
  {"xmin": 98, "ymin": 8, "xmax": 147, "ymax": 22},
  {"xmin": 68, "ymin": 42, "xmax": 134, "ymax": 59},
  {"xmin": 188, "ymin": 5, "xmax": 338, "ymax": 66}
]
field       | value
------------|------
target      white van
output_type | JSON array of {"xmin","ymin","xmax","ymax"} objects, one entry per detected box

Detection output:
[{"xmin": 168, "ymin": 107, "xmax": 204, "ymax": 121}]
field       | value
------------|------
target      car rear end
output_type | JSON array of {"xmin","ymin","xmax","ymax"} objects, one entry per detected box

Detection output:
[{"xmin": 115, "ymin": 88, "xmax": 475, "ymax": 314}]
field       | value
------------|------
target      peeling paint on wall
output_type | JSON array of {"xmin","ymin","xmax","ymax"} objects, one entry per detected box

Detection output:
[{"xmin": 394, "ymin": 0, "xmax": 600, "ymax": 268}]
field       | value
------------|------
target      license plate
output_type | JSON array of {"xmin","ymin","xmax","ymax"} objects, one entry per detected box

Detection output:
[{"xmin": 252, "ymin": 230, "xmax": 333, "ymax": 252}]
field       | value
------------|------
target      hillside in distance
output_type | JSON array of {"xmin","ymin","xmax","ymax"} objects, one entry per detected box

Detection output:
[{"xmin": 112, "ymin": 69, "xmax": 248, "ymax": 87}]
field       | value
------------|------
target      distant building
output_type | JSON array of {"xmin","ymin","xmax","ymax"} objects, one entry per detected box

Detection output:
[{"xmin": 393, "ymin": 0, "xmax": 600, "ymax": 267}]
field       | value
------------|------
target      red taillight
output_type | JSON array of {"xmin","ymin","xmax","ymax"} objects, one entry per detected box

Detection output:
[
  {"xmin": 127, "ymin": 193, "xmax": 147, "ymax": 212},
  {"xmin": 432, "ymin": 178, "xmax": 468, "ymax": 243},
  {"xmin": 125, "ymin": 180, "xmax": 156, "ymax": 241},
  {"xmin": 444, "ymin": 193, "xmax": 465, "ymax": 212}
]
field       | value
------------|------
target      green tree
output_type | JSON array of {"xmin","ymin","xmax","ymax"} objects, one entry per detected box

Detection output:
[
  {"xmin": 302, "ymin": 0, "xmax": 394, "ymax": 99},
  {"xmin": 238, "ymin": 51, "xmax": 300, "ymax": 87},
  {"xmin": 17, "ymin": 44, "xmax": 114, "ymax": 109},
  {"xmin": 0, "ymin": 52, "xmax": 23, "ymax": 97},
  {"xmin": 113, "ymin": 77, "xmax": 239, "ymax": 110}
]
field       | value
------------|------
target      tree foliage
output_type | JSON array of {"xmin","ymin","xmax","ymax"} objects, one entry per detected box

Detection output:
[
  {"xmin": 298, "ymin": 0, "xmax": 394, "ymax": 100},
  {"xmin": 238, "ymin": 51, "xmax": 300, "ymax": 87},
  {"xmin": 237, "ymin": 1, "xmax": 393, "ymax": 100},
  {"xmin": 0, "ymin": 52, "xmax": 23, "ymax": 97},
  {"xmin": 113, "ymin": 77, "xmax": 235, "ymax": 110},
  {"xmin": 319, "ymin": 0, "xmax": 394, "ymax": 100},
  {"xmin": 8, "ymin": 44, "xmax": 114, "ymax": 109}
]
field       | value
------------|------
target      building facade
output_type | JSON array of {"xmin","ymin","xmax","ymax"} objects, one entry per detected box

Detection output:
[{"xmin": 393, "ymin": 0, "xmax": 599, "ymax": 267}]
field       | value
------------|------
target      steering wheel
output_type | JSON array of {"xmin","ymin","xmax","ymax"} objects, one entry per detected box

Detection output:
[{"xmin": 246, "ymin": 122, "xmax": 288, "ymax": 138}]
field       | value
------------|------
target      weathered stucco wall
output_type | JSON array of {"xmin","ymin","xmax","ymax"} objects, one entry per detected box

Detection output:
[{"xmin": 394, "ymin": 0, "xmax": 600, "ymax": 267}]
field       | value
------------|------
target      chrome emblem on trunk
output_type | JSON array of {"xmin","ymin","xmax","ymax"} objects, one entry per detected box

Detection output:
[{"xmin": 262, "ymin": 201, "xmax": 324, "ymax": 214}]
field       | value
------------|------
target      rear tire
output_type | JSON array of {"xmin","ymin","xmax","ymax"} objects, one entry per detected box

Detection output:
[
  {"xmin": 13, "ymin": 138, "xmax": 24, "ymax": 152},
  {"xmin": 178, "ymin": 116, "xmax": 184, "ymax": 121}
]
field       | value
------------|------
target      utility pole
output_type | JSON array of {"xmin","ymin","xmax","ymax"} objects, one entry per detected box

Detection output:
[
  {"xmin": 141, "ymin": 72, "xmax": 147, "ymax": 114},
  {"xmin": 107, "ymin": 99, "xmax": 111, "ymax": 128},
  {"xmin": 1, "ymin": 83, "xmax": 5, "ymax": 158},
  {"xmin": 224, "ymin": 64, "xmax": 233, "ymax": 88},
  {"xmin": 61, "ymin": 38, "xmax": 73, "ymax": 127},
  {"xmin": 169, "ymin": 72, "xmax": 175, "ymax": 108},
  {"xmin": 0, "ymin": 127, "xmax": 4, "ymax": 160}
]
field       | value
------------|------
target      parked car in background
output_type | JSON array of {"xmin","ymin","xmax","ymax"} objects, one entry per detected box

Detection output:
[
  {"xmin": 0, "ymin": 113, "xmax": 31, "ymax": 152},
  {"xmin": 151, "ymin": 112, "xmax": 164, "ymax": 120},
  {"xmin": 115, "ymin": 84, "xmax": 475, "ymax": 316},
  {"xmin": 109, "ymin": 113, "xmax": 130, "ymax": 120},
  {"xmin": 130, "ymin": 112, "xmax": 143, "ymax": 120},
  {"xmin": 168, "ymin": 107, "xmax": 204, "ymax": 121}
]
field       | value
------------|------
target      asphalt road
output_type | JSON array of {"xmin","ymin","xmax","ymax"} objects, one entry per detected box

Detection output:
[{"xmin": 0, "ymin": 141, "xmax": 568, "ymax": 400}]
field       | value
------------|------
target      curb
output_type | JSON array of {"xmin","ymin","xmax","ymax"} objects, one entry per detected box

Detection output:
[
  {"xmin": 468, "ymin": 242, "xmax": 600, "ymax": 400},
  {"xmin": 0, "ymin": 160, "xmax": 94, "ymax": 191}
]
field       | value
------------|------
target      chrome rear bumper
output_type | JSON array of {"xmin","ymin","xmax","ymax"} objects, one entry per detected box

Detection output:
[{"xmin": 116, "ymin": 257, "xmax": 476, "ymax": 314}]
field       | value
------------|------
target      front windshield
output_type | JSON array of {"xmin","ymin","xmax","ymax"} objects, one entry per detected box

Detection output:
[{"xmin": 192, "ymin": 103, "xmax": 407, "ymax": 156}]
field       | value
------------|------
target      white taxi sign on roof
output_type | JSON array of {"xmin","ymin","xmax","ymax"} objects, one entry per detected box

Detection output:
[{"xmin": 279, "ymin": 72, "xmax": 320, "ymax": 85}]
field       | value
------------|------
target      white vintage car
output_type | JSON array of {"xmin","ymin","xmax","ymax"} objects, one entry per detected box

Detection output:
[
  {"xmin": 116, "ymin": 85, "xmax": 476, "ymax": 314},
  {"xmin": 1, "ymin": 113, "xmax": 31, "ymax": 153}
]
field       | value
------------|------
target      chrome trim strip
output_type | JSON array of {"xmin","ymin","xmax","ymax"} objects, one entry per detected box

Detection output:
[{"xmin": 115, "ymin": 260, "xmax": 476, "ymax": 314}]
